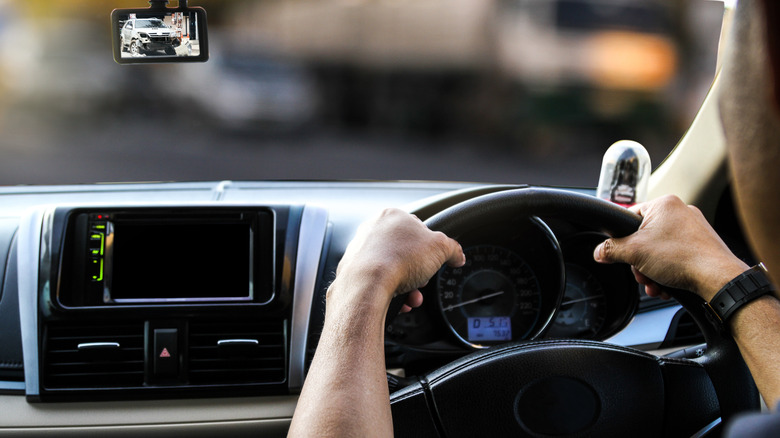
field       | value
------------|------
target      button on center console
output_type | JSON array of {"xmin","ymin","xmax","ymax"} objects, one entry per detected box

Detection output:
[{"xmin": 153, "ymin": 328, "xmax": 179, "ymax": 377}]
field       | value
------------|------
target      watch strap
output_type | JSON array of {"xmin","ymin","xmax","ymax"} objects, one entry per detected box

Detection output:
[{"xmin": 706, "ymin": 263, "xmax": 774, "ymax": 328}]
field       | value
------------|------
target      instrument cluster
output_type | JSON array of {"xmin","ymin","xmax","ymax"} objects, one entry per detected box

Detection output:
[{"xmin": 386, "ymin": 218, "xmax": 638, "ymax": 354}]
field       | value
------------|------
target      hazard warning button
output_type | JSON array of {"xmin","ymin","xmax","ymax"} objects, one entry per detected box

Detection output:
[{"xmin": 153, "ymin": 328, "xmax": 178, "ymax": 377}]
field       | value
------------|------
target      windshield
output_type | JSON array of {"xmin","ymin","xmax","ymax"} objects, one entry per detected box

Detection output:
[
  {"xmin": 0, "ymin": 0, "xmax": 724, "ymax": 186},
  {"xmin": 136, "ymin": 18, "xmax": 167, "ymax": 29}
]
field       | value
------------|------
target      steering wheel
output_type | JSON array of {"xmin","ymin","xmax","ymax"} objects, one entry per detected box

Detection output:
[{"xmin": 389, "ymin": 188, "xmax": 759, "ymax": 437}]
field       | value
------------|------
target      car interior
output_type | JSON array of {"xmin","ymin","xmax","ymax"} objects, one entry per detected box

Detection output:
[{"xmin": 0, "ymin": 0, "xmax": 763, "ymax": 436}]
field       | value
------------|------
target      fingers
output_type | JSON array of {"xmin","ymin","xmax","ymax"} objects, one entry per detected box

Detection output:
[
  {"xmin": 593, "ymin": 237, "xmax": 629, "ymax": 265},
  {"xmin": 632, "ymin": 266, "xmax": 666, "ymax": 298},
  {"xmin": 443, "ymin": 236, "xmax": 466, "ymax": 268},
  {"xmin": 594, "ymin": 198, "xmax": 653, "ymax": 265},
  {"xmin": 631, "ymin": 266, "xmax": 652, "ymax": 286},
  {"xmin": 337, "ymin": 209, "xmax": 466, "ymax": 312},
  {"xmin": 399, "ymin": 290, "xmax": 424, "ymax": 313}
]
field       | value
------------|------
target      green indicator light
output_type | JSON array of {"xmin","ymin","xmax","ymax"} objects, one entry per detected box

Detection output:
[
  {"xmin": 96, "ymin": 259, "xmax": 104, "ymax": 282},
  {"xmin": 90, "ymin": 234, "xmax": 101, "ymax": 240},
  {"xmin": 91, "ymin": 249, "xmax": 99, "ymax": 255},
  {"xmin": 99, "ymin": 233, "xmax": 105, "ymax": 256},
  {"xmin": 94, "ymin": 225, "xmax": 106, "ymax": 230}
]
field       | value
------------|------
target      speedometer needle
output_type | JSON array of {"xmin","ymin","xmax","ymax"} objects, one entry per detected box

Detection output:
[
  {"xmin": 443, "ymin": 291, "xmax": 505, "ymax": 311},
  {"xmin": 560, "ymin": 295, "xmax": 605, "ymax": 306}
]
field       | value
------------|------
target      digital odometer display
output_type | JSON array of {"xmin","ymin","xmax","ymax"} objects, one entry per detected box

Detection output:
[{"xmin": 467, "ymin": 316, "xmax": 512, "ymax": 342}]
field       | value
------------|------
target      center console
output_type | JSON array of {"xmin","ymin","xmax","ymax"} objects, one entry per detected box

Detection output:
[{"xmin": 17, "ymin": 203, "xmax": 329, "ymax": 402}]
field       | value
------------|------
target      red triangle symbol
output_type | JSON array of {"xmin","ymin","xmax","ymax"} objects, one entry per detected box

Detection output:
[{"xmin": 159, "ymin": 348, "xmax": 171, "ymax": 358}]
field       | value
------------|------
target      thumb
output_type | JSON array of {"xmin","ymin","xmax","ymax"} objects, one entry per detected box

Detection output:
[{"xmin": 593, "ymin": 237, "xmax": 629, "ymax": 264}]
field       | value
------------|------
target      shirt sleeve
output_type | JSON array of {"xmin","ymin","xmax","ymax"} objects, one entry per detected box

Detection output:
[{"xmin": 724, "ymin": 405, "xmax": 780, "ymax": 437}]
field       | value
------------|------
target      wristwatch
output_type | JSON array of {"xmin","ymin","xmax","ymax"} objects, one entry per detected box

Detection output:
[{"xmin": 704, "ymin": 263, "xmax": 775, "ymax": 331}]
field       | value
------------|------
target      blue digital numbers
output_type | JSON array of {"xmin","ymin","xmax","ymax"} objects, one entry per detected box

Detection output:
[{"xmin": 467, "ymin": 316, "xmax": 512, "ymax": 342}]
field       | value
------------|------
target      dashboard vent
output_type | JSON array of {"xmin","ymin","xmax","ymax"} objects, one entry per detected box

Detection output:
[
  {"xmin": 43, "ymin": 322, "xmax": 145, "ymax": 389},
  {"xmin": 188, "ymin": 319, "xmax": 287, "ymax": 385},
  {"xmin": 661, "ymin": 309, "xmax": 705, "ymax": 348}
]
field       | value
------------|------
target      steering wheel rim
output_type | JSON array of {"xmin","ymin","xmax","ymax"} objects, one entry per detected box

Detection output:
[{"xmin": 390, "ymin": 187, "xmax": 758, "ymax": 437}]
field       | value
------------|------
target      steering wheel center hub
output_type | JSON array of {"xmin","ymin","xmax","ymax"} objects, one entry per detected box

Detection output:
[{"xmin": 515, "ymin": 376, "xmax": 600, "ymax": 435}]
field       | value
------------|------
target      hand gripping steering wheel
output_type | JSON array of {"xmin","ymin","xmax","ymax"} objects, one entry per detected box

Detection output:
[{"xmin": 389, "ymin": 188, "xmax": 759, "ymax": 438}]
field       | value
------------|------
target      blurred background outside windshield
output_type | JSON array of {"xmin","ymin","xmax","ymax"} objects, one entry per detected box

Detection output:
[{"xmin": 0, "ymin": 0, "xmax": 723, "ymax": 186}]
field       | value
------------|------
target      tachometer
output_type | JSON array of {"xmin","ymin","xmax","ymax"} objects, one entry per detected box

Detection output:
[
  {"xmin": 438, "ymin": 245, "xmax": 542, "ymax": 348},
  {"xmin": 546, "ymin": 263, "xmax": 607, "ymax": 339}
]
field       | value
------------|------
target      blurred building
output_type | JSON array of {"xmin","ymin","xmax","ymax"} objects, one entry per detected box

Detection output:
[{"xmin": 227, "ymin": 0, "xmax": 720, "ymax": 148}]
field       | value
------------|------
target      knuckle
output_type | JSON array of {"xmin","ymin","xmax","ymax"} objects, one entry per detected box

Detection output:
[
  {"xmin": 687, "ymin": 205, "xmax": 703, "ymax": 216},
  {"xmin": 601, "ymin": 239, "xmax": 616, "ymax": 259},
  {"xmin": 430, "ymin": 230, "xmax": 449, "ymax": 244},
  {"xmin": 431, "ymin": 231, "xmax": 455, "ymax": 255},
  {"xmin": 600, "ymin": 238, "xmax": 630, "ymax": 263},
  {"xmin": 658, "ymin": 194, "xmax": 681, "ymax": 207},
  {"xmin": 379, "ymin": 207, "xmax": 398, "ymax": 217}
]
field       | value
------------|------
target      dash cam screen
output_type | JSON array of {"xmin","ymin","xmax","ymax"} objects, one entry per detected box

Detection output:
[{"xmin": 115, "ymin": 11, "xmax": 204, "ymax": 60}]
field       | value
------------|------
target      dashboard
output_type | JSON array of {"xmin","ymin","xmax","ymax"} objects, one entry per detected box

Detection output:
[{"xmin": 0, "ymin": 180, "xmax": 691, "ymax": 436}]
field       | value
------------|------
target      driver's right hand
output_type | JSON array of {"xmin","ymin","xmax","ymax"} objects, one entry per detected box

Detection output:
[{"xmin": 593, "ymin": 194, "xmax": 749, "ymax": 301}]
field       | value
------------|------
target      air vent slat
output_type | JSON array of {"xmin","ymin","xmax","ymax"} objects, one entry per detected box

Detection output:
[
  {"xmin": 189, "ymin": 346, "xmax": 282, "ymax": 354},
  {"xmin": 189, "ymin": 370, "xmax": 285, "ymax": 383},
  {"xmin": 43, "ymin": 323, "xmax": 145, "ymax": 389},
  {"xmin": 190, "ymin": 358, "xmax": 284, "ymax": 367},
  {"xmin": 48, "ymin": 361, "xmax": 144, "ymax": 373},
  {"xmin": 48, "ymin": 371, "xmax": 145, "ymax": 378},
  {"xmin": 188, "ymin": 319, "xmax": 287, "ymax": 385},
  {"xmin": 48, "ymin": 348, "xmax": 144, "ymax": 355},
  {"xmin": 190, "ymin": 367, "xmax": 285, "ymax": 373},
  {"xmin": 49, "ymin": 333, "xmax": 141, "ymax": 339}
]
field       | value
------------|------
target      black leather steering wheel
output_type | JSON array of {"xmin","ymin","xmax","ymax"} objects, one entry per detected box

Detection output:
[{"xmin": 389, "ymin": 188, "xmax": 759, "ymax": 437}]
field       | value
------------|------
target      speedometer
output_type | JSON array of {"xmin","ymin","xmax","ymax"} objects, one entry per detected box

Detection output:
[{"xmin": 438, "ymin": 245, "xmax": 542, "ymax": 348}]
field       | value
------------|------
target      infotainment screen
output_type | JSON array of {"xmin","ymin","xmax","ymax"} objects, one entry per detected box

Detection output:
[
  {"xmin": 111, "ymin": 222, "xmax": 252, "ymax": 302},
  {"xmin": 60, "ymin": 208, "xmax": 275, "ymax": 307}
]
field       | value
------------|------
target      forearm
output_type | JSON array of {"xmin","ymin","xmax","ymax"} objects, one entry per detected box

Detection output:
[
  {"xmin": 288, "ymin": 208, "xmax": 465, "ymax": 436},
  {"xmin": 695, "ymin": 261, "xmax": 780, "ymax": 408},
  {"xmin": 698, "ymin": 262, "xmax": 780, "ymax": 408},
  {"xmin": 288, "ymin": 280, "xmax": 393, "ymax": 438},
  {"xmin": 730, "ymin": 295, "xmax": 780, "ymax": 409}
]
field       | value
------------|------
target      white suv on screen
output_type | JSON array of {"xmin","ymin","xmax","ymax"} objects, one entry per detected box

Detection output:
[{"xmin": 120, "ymin": 18, "xmax": 180, "ymax": 56}]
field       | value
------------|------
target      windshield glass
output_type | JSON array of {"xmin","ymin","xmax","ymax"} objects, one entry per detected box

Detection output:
[
  {"xmin": 0, "ymin": 0, "xmax": 724, "ymax": 186},
  {"xmin": 136, "ymin": 18, "xmax": 167, "ymax": 28}
]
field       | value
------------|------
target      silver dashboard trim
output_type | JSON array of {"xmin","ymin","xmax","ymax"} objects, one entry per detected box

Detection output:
[
  {"xmin": 605, "ymin": 304, "xmax": 682, "ymax": 349},
  {"xmin": 0, "ymin": 380, "xmax": 25, "ymax": 391},
  {"xmin": 17, "ymin": 207, "xmax": 47, "ymax": 397},
  {"xmin": 288, "ymin": 205, "xmax": 329, "ymax": 392},
  {"xmin": 211, "ymin": 180, "xmax": 233, "ymax": 201}
]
